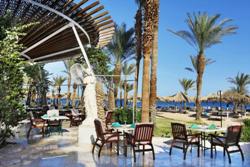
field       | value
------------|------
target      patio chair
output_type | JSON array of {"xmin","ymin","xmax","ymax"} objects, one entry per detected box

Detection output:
[
  {"xmin": 27, "ymin": 112, "xmax": 47, "ymax": 139},
  {"xmin": 47, "ymin": 119, "xmax": 63, "ymax": 135},
  {"xmin": 92, "ymin": 118, "xmax": 120, "ymax": 157},
  {"xmin": 210, "ymin": 125, "xmax": 244, "ymax": 164},
  {"xmin": 169, "ymin": 123, "xmax": 200, "ymax": 160},
  {"xmin": 124, "ymin": 123, "xmax": 155, "ymax": 162},
  {"xmin": 69, "ymin": 109, "xmax": 83, "ymax": 127}
]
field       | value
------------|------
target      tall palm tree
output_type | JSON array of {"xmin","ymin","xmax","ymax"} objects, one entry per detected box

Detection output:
[
  {"xmin": 107, "ymin": 23, "xmax": 135, "ymax": 104},
  {"xmin": 179, "ymin": 78, "xmax": 195, "ymax": 95},
  {"xmin": 133, "ymin": 0, "xmax": 144, "ymax": 120},
  {"xmin": 63, "ymin": 59, "xmax": 75, "ymax": 107},
  {"xmin": 149, "ymin": 0, "xmax": 159, "ymax": 122},
  {"xmin": 169, "ymin": 13, "xmax": 237, "ymax": 120},
  {"xmin": 122, "ymin": 63, "xmax": 136, "ymax": 108},
  {"xmin": 227, "ymin": 73, "xmax": 250, "ymax": 95},
  {"xmin": 141, "ymin": 0, "xmax": 154, "ymax": 122},
  {"xmin": 53, "ymin": 76, "xmax": 66, "ymax": 108},
  {"xmin": 185, "ymin": 55, "xmax": 215, "ymax": 73}
]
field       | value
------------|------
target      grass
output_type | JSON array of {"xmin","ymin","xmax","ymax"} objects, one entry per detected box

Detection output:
[{"xmin": 154, "ymin": 115, "xmax": 207, "ymax": 137}]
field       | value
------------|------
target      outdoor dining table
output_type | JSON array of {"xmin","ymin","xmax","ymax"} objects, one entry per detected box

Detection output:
[
  {"xmin": 188, "ymin": 125, "xmax": 226, "ymax": 154},
  {"xmin": 111, "ymin": 124, "xmax": 135, "ymax": 154},
  {"xmin": 41, "ymin": 115, "xmax": 69, "ymax": 135}
]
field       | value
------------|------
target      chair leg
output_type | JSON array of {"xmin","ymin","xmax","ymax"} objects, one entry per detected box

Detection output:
[
  {"xmin": 117, "ymin": 141, "xmax": 119, "ymax": 155},
  {"xmin": 133, "ymin": 146, "xmax": 136, "ymax": 162},
  {"xmin": 223, "ymin": 147, "xmax": 226, "ymax": 156},
  {"xmin": 225, "ymin": 147, "xmax": 231, "ymax": 164},
  {"xmin": 143, "ymin": 145, "xmax": 145, "ymax": 155},
  {"xmin": 210, "ymin": 144, "xmax": 213, "ymax": 158},
  {"xmin": 197, "ymin": 143, "xmax": 200, "ymax": 157},
  {"xmin": 27, "ymin": 126, "xmax": 32, "ymax": 139},
  {"xmin": 110, "ymin": 142, "xmax": 113, "ymax": 151},
  {"xmin": 169, "ymin": 140, "xmax": 174, "ymax": 155},
  {"xmin": 184, "ymin": 144, "xmax": 188, "ymax": 160},
  {"xmin": 238, "ymin": 145, "xmax": 244, "ymax": 161},
  {"xmin": 98, "ymin": 143, "xmax": 104, "ymax": 158},
  {"xmin": 92, "ymin": 140, "xmax": 97, "ymax": 154},
  {"xmin": 151, "ymin": 144, "xmax": 155, "ymax": 160}
]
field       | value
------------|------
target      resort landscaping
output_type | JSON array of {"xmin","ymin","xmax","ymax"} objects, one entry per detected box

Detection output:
[{"xmin": 0, "ymin": 0, "xmax": 250, "ymax": 167}]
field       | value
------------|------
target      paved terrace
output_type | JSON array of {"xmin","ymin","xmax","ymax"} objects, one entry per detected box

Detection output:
[{"xmin": 0, "ymin": 123, "xmax": 249, "ymax": 167}]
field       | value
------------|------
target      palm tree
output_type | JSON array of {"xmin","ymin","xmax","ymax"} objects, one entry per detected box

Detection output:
[
  {"xmin": 53, "ymin": 76, "xmax": 66, "ymax": 108},
  {"xmin": 179, "ymin": 78, "xmax": 195, "ymax": 110},
  {"xmin": 179, "ymin": 78, "xmax": 195, "ymax": 95},
  {"xmin": 63, "ymin": 59, "xmax": 75, "ymax": 107},
  {"xmin": 149, "ymin": 0, "xmax": 159, "ymax": 122},
  {"xmin": 185, "ymin": 55, "xmax": 215, "ymax": 73},
  {"xmin": 227, "ymin": 73, "xmax": 250, "ymax": 95},
  {"xmin": 169, "ymin": 13, "xmax": 237, "ymax": 120},
  {"xmin": 133, "ymin": 0, "xmax": 144, "ymax": 121},
  {"xmin": 122, "ymin": 63, "xmax": 136, "ymax": 108},
  {"xmin": 141, "ymin": 0, "xmax": 154, "ymax": 122},
  {"xmin": 107, "ymin": 23, "xmax": 135, "ymax": 104}
]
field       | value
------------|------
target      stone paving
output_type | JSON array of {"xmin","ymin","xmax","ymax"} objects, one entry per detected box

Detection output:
[{"xmin": 0, "ymin": 122, "xmax": 249, "ymax": 167}]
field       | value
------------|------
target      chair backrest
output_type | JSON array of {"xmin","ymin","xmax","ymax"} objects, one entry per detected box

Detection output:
[
  {"xmin": 226, "ymin": 125, "xmax": 242, "ymax": 145},
  {"xmin": 105, "ymin": 111, "xmax": 113, "ymax": 125},
  {"xmin": 94, "ymin": 118, "xmax": 105, "ymax": 141},
  {"xmin": 47, "ymin": 109, "xmax": 59, "ymax": 117},
  {"xmin": 171, "ymin": 123, "xmax": 187, "ymax": 141},
  {"xmin": 71, "ymin": 109, "xmax": 79, "ymax": 116},
  {"xmin": 134, "ymin": 123, "xmax": 154, "ymax": 142}
]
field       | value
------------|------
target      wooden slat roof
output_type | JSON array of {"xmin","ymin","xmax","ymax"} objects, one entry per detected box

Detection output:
[{"xmin": 0, "ymin": 0, "xmax": 114, "ymax": 62}]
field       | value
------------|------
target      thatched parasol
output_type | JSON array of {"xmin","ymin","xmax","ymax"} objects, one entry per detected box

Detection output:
[
  {"xmin": 169, "ymin": 92, "xmax": 190, "ymax": 102},
  {"xmin": 206, "ymin": 93, "xmax": 219, "ymax": 101},
  {"xmin": 222, "ymin": 91, "xmax": 250, "ymax": 104}
]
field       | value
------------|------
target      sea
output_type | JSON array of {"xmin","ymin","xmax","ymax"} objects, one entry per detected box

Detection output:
[{"xmin": 47, "ymin": 98, "xmax": 250, "ymax": 111}]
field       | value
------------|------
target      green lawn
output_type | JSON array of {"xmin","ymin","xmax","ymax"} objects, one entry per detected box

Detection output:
[{"xmin": 154, "ymin": 116, "xmax": 207, "ymax": 137}]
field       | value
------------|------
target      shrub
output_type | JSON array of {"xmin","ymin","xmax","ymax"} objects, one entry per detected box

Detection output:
[
  {"xmin": 241, "ymin": 119, "xmax": 250, "ymax": 142},
  {"xmin": 113, "ymin": 108, "xmax": 141, "ymax": 124}
]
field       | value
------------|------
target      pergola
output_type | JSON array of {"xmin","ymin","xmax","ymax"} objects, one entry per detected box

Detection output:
[{"xmin": 0, "ymin": 0, "xmax": 114, "ymax": 70}]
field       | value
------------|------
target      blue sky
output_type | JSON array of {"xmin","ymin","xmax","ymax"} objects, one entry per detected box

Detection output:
[{"xmin": 45, "ymin": 0, "xmax": 250, "ymax": 96}]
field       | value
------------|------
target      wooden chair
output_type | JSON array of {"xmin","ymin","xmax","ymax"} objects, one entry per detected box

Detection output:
[
  {"xmin": 27, "ymin": 112, "xmax": 47, "ymax": 138},
  {"xmin": 210, "ymin": 125, "xmax": 244, "ymax": 164},
  {"xmin": 124, "ymin": 123, "xmax": 155, "ymax": 162},
  {"xmin": 169, "ymin": 123, "xmax": 200, "ymax": 160},
  {"xmin": 92, "ymin": 118, "xmax": 120, "ymax": 157},
  {"xmin": 105, "ymin": 111, "xmax": 113, "ymax": 129},
  {"xmin": 69, "ymin": 109, "xmax": 83, "ymax": 127}
]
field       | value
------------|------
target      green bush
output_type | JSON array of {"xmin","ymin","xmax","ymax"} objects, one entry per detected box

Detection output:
[
  {"xmin": 241, "ymin": 119, "xmax": 250, "ymax": 142},
  {"xmin": 113, "ymin": 108, "xmax": 141, "ymax": 124}
]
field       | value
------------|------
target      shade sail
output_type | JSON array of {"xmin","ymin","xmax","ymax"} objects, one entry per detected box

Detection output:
[{"xmin": 0, "ymin": 0, "xmax": 114, "ymax": 62}]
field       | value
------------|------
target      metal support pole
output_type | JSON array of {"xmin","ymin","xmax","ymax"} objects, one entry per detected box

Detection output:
[
  {"xmin": 217, "ymin": 90, "xmax": 222, "ymax": 127},
  {"xmin": 71, "ymin": 25, "xmax": 94, "ymax": 76}
]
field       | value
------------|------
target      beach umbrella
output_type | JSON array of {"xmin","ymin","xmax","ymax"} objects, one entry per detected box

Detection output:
[
  {"xmin": 222, "ymin": 91, "xmax": 250, "ymax": 104},
  {"xmin": 163, "ymin": 96, "xmax": 173, "ymax": 102},
  {"xmin": 206, "ymin": 93, "xmax": 219, "ymax": 101},
  {"xmin": 157, "ymin": 96, "xmax": 166, "ymax": 101},
  {"xmin": 170, "ymin": 92, "xmax": 190, "ymax": 102}
]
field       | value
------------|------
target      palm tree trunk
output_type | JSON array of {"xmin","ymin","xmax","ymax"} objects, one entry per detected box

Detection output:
[
  {"xmin": 149, "ymin": 0, "xmax": 159, "ymax": 122},
  {"xmin": 141, "ymin": 0, "xmax": 154, "ymax": 122},
  {"xmin": 108, "ymin": 88, "xmax": 115, "ymax": 111},
  {"xmin": 120, "ymin": 87, "xmax": 123, "ymax": 107},
  {"xmin": 96, "ymin": 82, "xmax": 105, "ymax": 121},
  {"xmin": 113, "ymin": 63, "xmax": 121, "ymax": 103},
  {"xmin": 66, "ymin": 74, "xmax": 71, "ymax": 107},
  {"xmin": 196, "ymin": 53, "xmax": 206, "ymax": 120},
  {"xmin": 124, "ymin": 81, "xmax": 127, "ymax": 108},
  {"xmin": 133, "ymin": 8, "xmax": 143, "ymax": 122}
]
